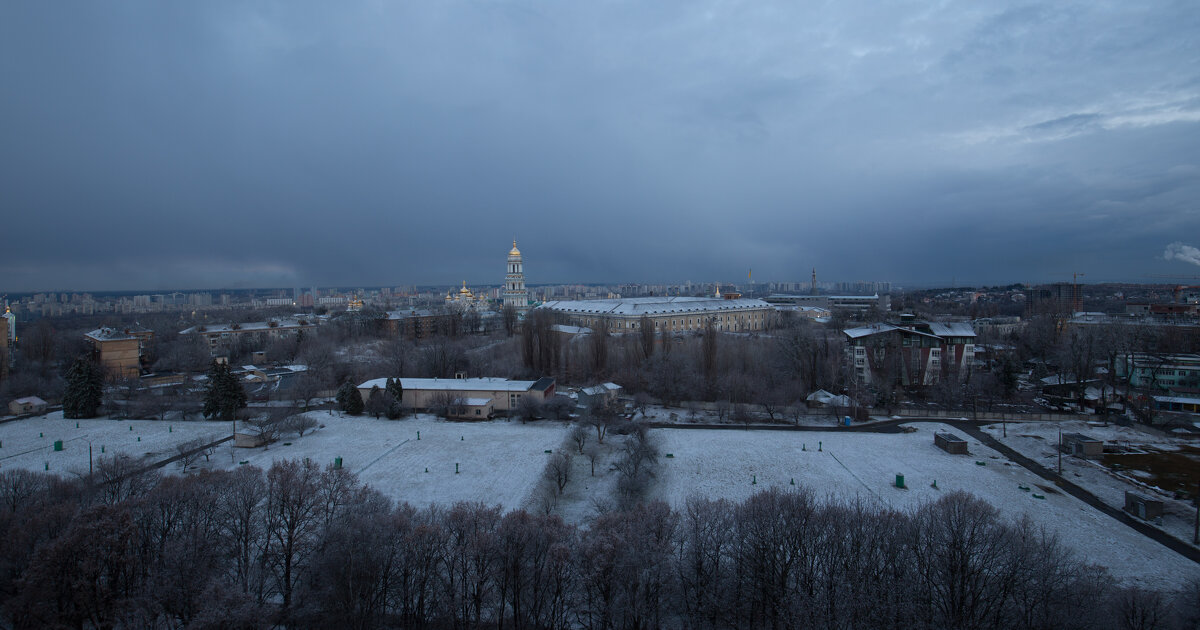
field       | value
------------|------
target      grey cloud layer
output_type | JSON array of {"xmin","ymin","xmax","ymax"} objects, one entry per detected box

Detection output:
[{"xmin": 2, "ymin": 1, "xmax": 1199, "ymax": 291}]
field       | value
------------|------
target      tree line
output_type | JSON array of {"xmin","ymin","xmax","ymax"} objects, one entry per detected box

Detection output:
[{"xmin": 0, "ymin": 461, "xmax": 1194, "ymax": 629}]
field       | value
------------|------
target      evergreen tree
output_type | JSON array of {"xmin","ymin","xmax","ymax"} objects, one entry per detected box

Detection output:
[
  {"xmin": 203, "ymin": 360, "xmax": 247, "ymax": 421},
  {"xmin": 365, "ymin": 386, "xmax": 392, "ymax": 419},
  {"xmin": 385, "ymin": 377, "xmax": 404, "ymax": 403},
  {"xmin": 337, "ymin": 381, "xmax": 364, "ymax": 416},
  {"xmin": 385, "ymin": 378, "xmax": 404, "ymax": 419},
  {"xmin": 63, "ymin": 356, "xmax": 103, "ymax": 419}
]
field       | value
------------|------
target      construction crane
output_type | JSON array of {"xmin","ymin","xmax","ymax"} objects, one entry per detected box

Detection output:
[
  {"xmin": 1071, "ymin": 272, "xmax": 1085, "ymax": 312},
  {"xmin": 1143, "ymin": 275, "xmax": 1200, "ymax": 303}
]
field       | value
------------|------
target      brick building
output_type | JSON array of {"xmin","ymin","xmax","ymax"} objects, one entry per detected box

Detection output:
[{"xmin": 844, "ymin": 315, "xmax": 976, "ymax": 387}]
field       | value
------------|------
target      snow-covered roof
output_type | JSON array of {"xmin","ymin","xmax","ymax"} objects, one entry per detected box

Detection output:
[
  {"xmin": 358, "ymin": 377, "xmax": 540, "ymax": 392},
  {"xmin": 844, "ymin": 323, "xmax": 941, "ymax": 340},
  {"xmin": 1040, "ymin": 374, "xmax": 1100, "ymax": 386},
  {"xmin": 387, "ymin": 309, "xmax": 437, "ymax": 319},
  {"xmin": 179, "ymin": 319, "xmax": 315, "ymax": 335},
  {"xmin": 844, "ymin": 323, "xmax": 899, "ymax": 339},
  {"xmin": 1152, "ymin": 395, "xmax": 1200, "ymax": 405},
  {"xmin": 85, "ymin": 327, "xmax": 145, "ymax": 341},
  {"xmin": 462, "ymin": 398, "xmax": 493, "ymax": 406},
  {"xmin": 927, "ymin": 322, "xmax": 977, "ymax": 337},
  {"xmin": 539, "ymin": 296, "xmax": 769, "ymax": 316},
  {"xmin": 551, "ymin": 324, "xmax": 592, "ymax": 335},
  {"xmin": 581, "ymin": 382, "xmax": 622, "ymax": 396},
  {"xmin": 12, "ymin": 396, "xmax": 46, "ymax": 406},
  {"xmin": 806, "ymin": 389, "xmax": 835, "ymax": 402}
]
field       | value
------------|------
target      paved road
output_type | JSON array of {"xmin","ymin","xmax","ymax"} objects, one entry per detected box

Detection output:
[{"xmin": 646, "ymin": 416, "xmax": 1200, "ymax": 565}]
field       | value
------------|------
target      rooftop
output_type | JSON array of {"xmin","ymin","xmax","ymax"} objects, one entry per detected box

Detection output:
[
  {"xmin": 179, "ymin": 319, "xmax": 316, "ymax": 335},
  {"xmin": 358, "ymin": 377, "xmax": 542, "ymax": 392},
  {"xmin": 85, "ymin": 326, "xmax": 150, "ymax": 342},
  {"xmin": 539, "ymin": 296, "xmax": 769, "ymax": 316}
]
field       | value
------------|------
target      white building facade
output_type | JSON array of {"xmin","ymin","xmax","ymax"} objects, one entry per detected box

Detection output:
[{"xmin": 503, "ymin": 241, "xmax": 529, "ymax": 313}]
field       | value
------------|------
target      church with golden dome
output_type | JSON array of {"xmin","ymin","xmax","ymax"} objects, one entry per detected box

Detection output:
[
  {"xmin": 445, "ymin": 281, "xmax": 489, "ymax": 312},
  {"xmin": 503, "ymin": 240, "xmax": 529, "ymax": 313}
]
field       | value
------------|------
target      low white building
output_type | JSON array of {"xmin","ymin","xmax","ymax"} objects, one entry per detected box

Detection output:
[{"xmin": 357, "ymin": 376, "xmax": 556, "ymax": 413}]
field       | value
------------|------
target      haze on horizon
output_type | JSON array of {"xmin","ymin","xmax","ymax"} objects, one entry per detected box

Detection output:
[{"xmin": 3, "ymin": 1, "xmax": 1200, "ymax": 293}]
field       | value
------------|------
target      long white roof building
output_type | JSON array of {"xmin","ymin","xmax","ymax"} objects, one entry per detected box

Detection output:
[{"xmin": 538, "ymin": 296, "xmax": 773, "ymax": 332}]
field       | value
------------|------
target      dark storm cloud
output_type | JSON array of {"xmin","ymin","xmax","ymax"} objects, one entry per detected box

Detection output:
[{"xmin": 2, "ymin": 0, "xmax": 1199, "ymax": 291}]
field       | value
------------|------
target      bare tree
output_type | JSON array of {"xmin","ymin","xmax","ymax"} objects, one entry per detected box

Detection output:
[
  {"xmin": 542, "ymin": 395, "xmax": 575, "ymax": 421},
  {"xmin": 0, "ymin": 469, "xmax": 47, "ymax": 513},
  {"xmin": 290, "ymin": 372, "xmax": 325, "ymax": 412},
  {"xmin": 639, "ymin": 314, "xmax": 656, "ymax": 361},
  {"xmin": 570, "ymin": 424, "xmax": 589, "ymax": 454},
  {"xmin": 284, "ymin": 414, "xmax": 319, "ymax": 437},
  {"xmin": 701, "ymin": 319, "xmax": 718, "ymax": 396},
  {"xmin": 584, "ymin": 442, "xmax": 602, "ymax": 477},
  {"xmin": 545, "ymin": 452, "xmax": 572, "ymax": 494},
  {"xmin": 242, "ymin": 408, "xmax": 288, "ymax": 448},
  {"xmin": 429, "ymin": 391, "xmax": 464, "ymax": 418},
  {"xmin": 516, "ymin": 395, "xmax": 542, "ymax": 423},
  {"xmin": 585, "ymin": 397, "xmax": 621, "ymax": 444},
  {"xmin": 91, "ymin": 454, "xmax": 161, "ymax": 505},
  {"xmin": 213, "ymin": 466, "xmax": 268, "ymax": 598},
  {"xmin": 264, "ymin": 458, "xmax": 324, "ymax": 612},
  {"xmin": 502, "ymin": 304, "xmax": 518, "ymax": 337},
  {"xmin": 175, "ymin": 437, "xmax": 209, "ymax": 470},
  {"xmin": 591, "ymin": 317, "xmax": 610, "ymax": 377},
  {"xmin": 1112, "ymin": 588, "xmax": 1171, "ymax": 630}
]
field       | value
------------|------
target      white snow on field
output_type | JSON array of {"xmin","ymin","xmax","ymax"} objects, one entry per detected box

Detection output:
[
  {"xmin": 0, "ymin": 412, "xmax": 569, "ymax": 511},
  {"xmin": 981, "ymin": 420, "xmax": 1200, "ymax": 551},
  {"xmin": 0, "ymin": 412, "xmax": 229, "ymax": 476},
  {"xmin": 2, "ymin": 413, "xmax": 1196, "ymax": 590},
  {"xmin": 213, "ymin": 414, "xmax": 568, "ymax": 511},
  {"xmin": 650, "ymin": 424, "xmax": 1200, "ymax": 591}
]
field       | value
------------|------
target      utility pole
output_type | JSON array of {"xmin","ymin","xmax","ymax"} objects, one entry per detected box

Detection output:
[
  {"xmin": 1057, "ymin": 428, "xmax": 1063, "ymax": 476},
  {"xmin": 1194, "ymin": 476, "xmax": 1198, "ymax": 545}
]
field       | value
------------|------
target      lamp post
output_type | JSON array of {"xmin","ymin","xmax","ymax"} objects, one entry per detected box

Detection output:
[{"xmin": 1057, "ymin": 428, "xmax": 1063, "ymax": 476}]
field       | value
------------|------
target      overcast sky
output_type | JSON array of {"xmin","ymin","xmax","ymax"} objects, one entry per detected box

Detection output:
[{"xmin": 3, "ymin": 1, "xmax": 1200, "ymax": 292}]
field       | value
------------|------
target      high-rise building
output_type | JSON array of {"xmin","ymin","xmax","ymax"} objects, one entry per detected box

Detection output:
[{"xmin": 503, "ymin": 240, "xmax": 529, "ymax": 313}]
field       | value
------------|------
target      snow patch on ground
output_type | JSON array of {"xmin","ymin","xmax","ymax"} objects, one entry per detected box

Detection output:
[
  {"xmin": 2, "ymin": 413, "xmax": 1195, "ymax": 590},
  {"xmin": 649, "ymin": 423, "xmax": 1199, "ymax": 591}
]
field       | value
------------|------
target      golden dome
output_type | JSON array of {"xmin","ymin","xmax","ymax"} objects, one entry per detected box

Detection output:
[
  {"xmin": 459, "ymin": 281, "xmax": 471, "ymax": 295},
  {"xmin": 509, "ymin": 239, "xmax": 521, "ymax": 256}
]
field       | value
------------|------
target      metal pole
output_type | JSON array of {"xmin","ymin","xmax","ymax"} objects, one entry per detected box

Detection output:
[
  {"xmin": 1194, "ymin": 476, "xmax": 1198, "ymax": 545},
  {"xmin": 88, "ymin": 443, "xmax": 93, "ymax": 477},
  {"xmin": 1058, "ymin": 429, "xmax": 1062, "ymax": 476}
]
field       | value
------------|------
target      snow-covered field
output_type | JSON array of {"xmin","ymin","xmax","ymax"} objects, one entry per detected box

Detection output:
[
  {"xmin": 2, "ymin": 413, "xmax": 1195, "ymax": 589},
  {"xmin": 0, "ymin": 412, "xmax": 229, "ymax": 477},
  {"xmin": 0, "ymin": 412, "xmax": 569, "ymax": 512},
  {"xmin": 981, "ymin": 419, "xmax": 1200, "ymax": 551},
  {"xmin": 648, "ymin": 423, "xmax": 1200, "ymax": 591},
  {"xmin": 215, "ymin": 413, "xmax": 568, "ymax": 511}
]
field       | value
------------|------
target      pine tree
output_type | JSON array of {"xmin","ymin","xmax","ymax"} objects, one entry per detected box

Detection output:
[
  {"xmin": 385, "ymin": 377, "xmax": 405, "ymax": 419},
  {"xmin": 365, "ymin": 386, "xmax": 391, "ymax": 419},
  {"xmin": 385, "ymin": 377, "xmax": 404, "ymax": 403},
  {"xmin": 203, "ymin": 360, "xmax": 247, "ymax": 421},
  {"xmin": 63, "ymin": 356, "xmax": 103, "ymax": 419},
  {"xmin": 337, "ymin": 381, "xmax": 364, "ymax": 416}
]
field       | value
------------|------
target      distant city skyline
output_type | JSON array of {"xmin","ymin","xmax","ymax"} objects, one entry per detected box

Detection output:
[{"xmin": 3, "ymin": 2, "xmax": 1199, "ymax": 292}]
